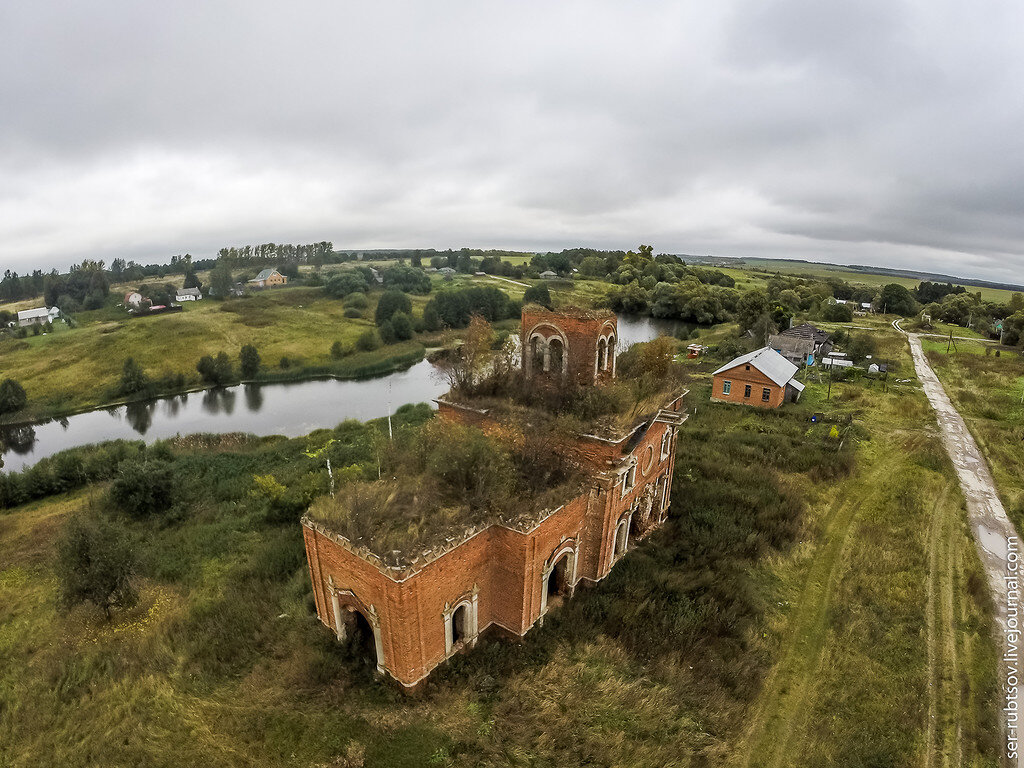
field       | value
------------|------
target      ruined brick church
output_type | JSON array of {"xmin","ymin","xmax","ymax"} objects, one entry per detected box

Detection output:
[{"xmin": 302, "ymin": 307, "xmax": 686, "ymax": 687}]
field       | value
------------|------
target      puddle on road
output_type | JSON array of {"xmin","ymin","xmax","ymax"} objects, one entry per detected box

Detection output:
[{"xmin": 976, "ymin": 525, "xmax": 1007, "ymax": 558}]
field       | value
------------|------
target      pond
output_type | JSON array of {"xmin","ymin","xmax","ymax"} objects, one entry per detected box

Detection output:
[{"xmin": 0, "ymin": 314, "xmax": 675, "ymax": 473}]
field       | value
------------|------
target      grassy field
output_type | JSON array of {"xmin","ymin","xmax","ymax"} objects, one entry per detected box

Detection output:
[
  {"xmin": 0, "ymin": 324, "xmax": 1001, "ymax": 766},
  {"xmin": 678, "ymin": 324, "xmax": 1000, "ymax": 767},
  {"xmin": 0, "ymin": 287, "xmax": 427, "ymax": 420},
  {"xmin": 730, "ymin": 258, "xmax": 1017, "ymax": 302},
  {"xmin": 926, "ymin": 341, "xmax": 1024, "ymax": 533}
]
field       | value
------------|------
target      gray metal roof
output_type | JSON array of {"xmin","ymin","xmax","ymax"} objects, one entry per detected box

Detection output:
[
  {"xmin": 713, "ymin": 346, "xmax": 800, "ymax": 387},
  {"xmin": 252, "ymin": 268, "xmax": 278, "ymax": 281},
  {"xmin": 17, "ymin": 307, "xmax": 52, "ymax": 320}
]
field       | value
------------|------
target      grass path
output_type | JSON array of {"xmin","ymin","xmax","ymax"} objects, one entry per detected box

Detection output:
[
  {"xmin": 737, "ymin": 456, "xmax": 984, "ymax": 767},
  {"xmin": 736, "ymin": 492, "xmax": 863, "ymax": 768}
]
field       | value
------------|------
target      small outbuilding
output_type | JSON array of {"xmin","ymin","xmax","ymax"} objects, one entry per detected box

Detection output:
[
  {"xmin": 711, "ymin": 347, "xmax": 804, "ymax": 408},
  {"xmin": 539, "ymin": 270, "xmax": 558, "ymax": 280}
]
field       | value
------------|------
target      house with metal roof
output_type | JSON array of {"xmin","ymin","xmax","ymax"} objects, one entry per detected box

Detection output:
[
  {"xmin": 248, "ymin": 268, "xmax": 287, "ymax": 288},
  {"xmin": 16, "ymin": 306, "xmax": 60, "ymax": 327},
  {"xmin": 175, "ymin": 287, "xmax": 202, "ymax": 301},
  {"xmin": 711, "ymin": 347, "xmax": 805, "ymax": 408},
  {"xmin": 769, "ymin": 323, "xmax": 832, "ymax": 366}
]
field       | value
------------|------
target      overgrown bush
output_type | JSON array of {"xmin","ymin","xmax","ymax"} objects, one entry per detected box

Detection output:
[
  {"xmin": 343, "ymin": 292, "xmax": 368, "ymax": 310},
  {"xmin": 197, "ymin": 352, "xmax": 234, "ymax": 386},
  {"xmin": 375, "ymin": 290, "xmax": 412, "ymax": 325},
  {"xmin": 522, "ymin": 283, "xmax": 552, "ymax": 309},
  {"xmin": 0, "ymin": 441, "xmax": 146, "ymax": 509},
  {"xmin": 0, "ymin": 378, "xmax": 28, "ymax": 414},
  {"xmin": 390, "ymin": 311, "xmax": 414, "ymax": 340},
  {"xmin": 325, "ymin": 271, "xmax": 368, "ymax": 298},
  {"xmin": 109, "ymin": 459, "xmax": 175, "ymax": 517},
  {"xmin": 355, "ymin": 330, "xmax": 380, "ymax": 351},
  {"xmin": 115, "ymin": 358, "xmax": 152, "ymax": 397}
]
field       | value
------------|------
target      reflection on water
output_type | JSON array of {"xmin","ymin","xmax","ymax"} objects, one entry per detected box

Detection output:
[
  {"xmin": 202, "ymin": 388, "xmax": 237, "ymax": 416},
  {"xmin": 0, "ymin": 424, "xmax": 37, "ymax": 455},
  {"xmin": 1, "ymin": 314, "xmax": 671, "ymax": 473},
  {"xmin": 243, "ymin": 383, "xmax": 263, "ymax": 411},
  {"xmin": 125, "ymin": 401, "xmax": 155, "ymax": 434}
]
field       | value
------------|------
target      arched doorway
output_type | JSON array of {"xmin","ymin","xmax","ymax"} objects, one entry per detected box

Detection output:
[
  {"xmin": 546, "ymin": 551, "xmax": 571, "ymax": 607},
  {"xmin": 451, "ymin": 603, "xmax": 469, "ymax": 646},
  {"xmin": 343, "ymin": 608, "xmax": 377, "ymax": 667}
]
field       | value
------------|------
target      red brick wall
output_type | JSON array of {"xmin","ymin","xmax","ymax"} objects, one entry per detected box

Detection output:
[
  {"xmin": 521, "ymin": 308, "xmax": 617, "ymax": 386},
  {"xmin": 711, "ymin": 367, "xmax": 786, "ymax": 408},
  {"xmin": 304, "ymin": 387, "xmax": 682, "ymax": 686}
]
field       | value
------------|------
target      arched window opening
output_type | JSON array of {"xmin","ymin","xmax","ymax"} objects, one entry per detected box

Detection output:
[
  {"xmin": 549, "ymin": 338, "xmax": 565, "ymax": 375},
  {"xmin": 343, "ymin": 609, "xmax": 377, "ymax": 667},
  {"xmin": 597, "ymin": 338, "xmax": 607, "ymax": 371},
  {"xmin": 451, "ymin": 604, "xmax": 469, "ymax": 647},
  {"xmin": 530, "ymin": 336, "xmax": 544, "ymax": 373},
  {"xmin": 613, "ymin": 520, "xmax": 628, "ymax": 560},
  {"xmin": 606, "ymin": 336, "xmax": 616, "ymax": 372}
]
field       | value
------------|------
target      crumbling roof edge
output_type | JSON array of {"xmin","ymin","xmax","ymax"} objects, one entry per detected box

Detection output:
[{"xmin": 302, "ymin": 488, "xmax": 588, "ymax": 583}]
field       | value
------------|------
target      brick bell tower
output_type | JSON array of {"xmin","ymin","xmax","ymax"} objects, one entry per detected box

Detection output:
[{"xmin": 520, "ymin": 306, "xmax": 618, "ymax": 387}]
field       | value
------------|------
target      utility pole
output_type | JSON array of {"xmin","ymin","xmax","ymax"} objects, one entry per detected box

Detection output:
[{"xmin": 387, "ymin": 380, "xmax": 394, "ymax": 441}]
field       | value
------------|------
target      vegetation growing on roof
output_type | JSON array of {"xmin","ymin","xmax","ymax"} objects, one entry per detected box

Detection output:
[
  {"xmin": 307, "ymin": 417, "xmax": 582, "ymax": 564},
  {"xmin": 446, "ymin": 331, "xmax": 685, "ymax": 438}
]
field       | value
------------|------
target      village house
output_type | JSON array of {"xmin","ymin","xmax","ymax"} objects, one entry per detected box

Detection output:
[
  {"xmin": 124, "ymin": 291, "xmax": 143, "ymax": 308},
  {"xmin": 711, "ymin": 346, "xmax": 804, "ymax": 408},
  {"xmin": 16, "ymin": 306, "xmax": 60, "ymax": 327},
  {"xmin": 539, "ymin": 270, "xmax": 558, "ymax": 280},
  {"xmin": 248, "ymin": 268, "xmax": 287, "ymax": 288},
  {"xmin": 768, "ymin": 322, "xmax": 832, "ymax": 366},
  {"xmin": 302, "ymin": 307, "xmax": 686, "ymax": 688},
  {"xmin": 175, "ymin": 287, "xmax": 202, "ymax": 301}
]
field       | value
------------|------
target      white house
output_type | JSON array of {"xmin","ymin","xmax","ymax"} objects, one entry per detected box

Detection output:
[
  {"xmin": 17, "ymin": 307, "xmax": 60, "ymax": 327},
  {"xmin": 175, "ymin": 287, "xmax": 202, "ymax": 301}
]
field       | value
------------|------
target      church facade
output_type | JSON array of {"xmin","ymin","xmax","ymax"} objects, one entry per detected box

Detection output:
[{"xmin": 301, "ymin": 308, "xmax": 686, "ymax": 687}]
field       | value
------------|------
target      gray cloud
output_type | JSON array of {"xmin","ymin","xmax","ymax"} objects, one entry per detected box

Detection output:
[{"xmin": 2, "ymin": 1, "xmax": 1023, "ymax": 283}]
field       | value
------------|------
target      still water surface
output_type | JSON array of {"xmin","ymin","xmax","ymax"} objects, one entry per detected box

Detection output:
[{"xmin": 0, "ymin": 314, "xmax": 676, "ymax": 472}]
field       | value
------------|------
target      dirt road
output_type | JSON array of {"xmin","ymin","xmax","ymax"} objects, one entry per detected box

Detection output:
[{"xmin": 900, "ymin": 322, "xmax": 1020, "ymax": 766}]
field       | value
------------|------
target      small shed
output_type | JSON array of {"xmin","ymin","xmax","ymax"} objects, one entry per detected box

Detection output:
[{"xmin": 540, "ymin": 271, "xmax": 558, "ymax": 280}]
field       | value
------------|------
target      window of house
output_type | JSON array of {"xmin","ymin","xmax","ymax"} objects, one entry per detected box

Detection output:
[
  {"xmin": 762, "ymin": 387, "xmax": 771, "ymax": 402},
  {"xmin": 722, "ymin": 380, "xmax": 732, "ymax": 395},
  {"xmin": 744, "ymin": 384, "xmax": 752, "ymax": 398}
]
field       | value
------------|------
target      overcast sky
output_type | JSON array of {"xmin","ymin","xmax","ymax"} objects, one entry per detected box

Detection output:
[{"xmin": 2, "ymin": 1, "xmax": 1024, "ymax": 283}]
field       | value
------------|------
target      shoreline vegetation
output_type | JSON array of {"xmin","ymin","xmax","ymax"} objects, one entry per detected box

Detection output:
[{"xmin": 0, "ymin": 341, "xmax": 427, "ymax": 428}]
